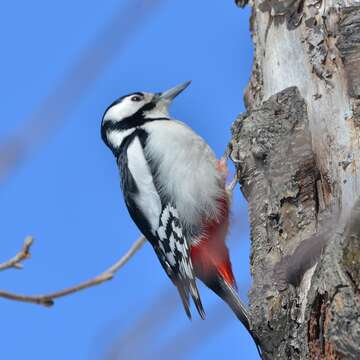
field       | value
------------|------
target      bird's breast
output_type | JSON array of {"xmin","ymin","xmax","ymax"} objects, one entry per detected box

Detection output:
[{"xmin": 143, "ymin": 120, "xmax": 226, "ymax": 234}]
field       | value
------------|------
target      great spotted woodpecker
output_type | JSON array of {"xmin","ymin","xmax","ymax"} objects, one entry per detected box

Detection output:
[{"xmin": 101, "ymin": 81, "xmax": 262, "ymax": 356}]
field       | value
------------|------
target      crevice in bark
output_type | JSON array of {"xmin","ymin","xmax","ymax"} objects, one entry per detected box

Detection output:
[
  {"xmin": 232, "ymin": 1, "xmax": 360, "ymax": 358},
  {"xmin": 336, "ymin": 6, "xmax": 360, "ymax": 99},
  {"xmin": 232, "ymin": 86, "xmax": 321, "ymax": 358},
  {"xmin": 308, "ymin": 292, "xmax": 328, "ymax": 359}
]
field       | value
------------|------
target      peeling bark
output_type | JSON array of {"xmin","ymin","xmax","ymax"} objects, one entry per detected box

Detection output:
[{"xmin": 231, "ymin": 1, "xmax": 360, "ymax": 358}]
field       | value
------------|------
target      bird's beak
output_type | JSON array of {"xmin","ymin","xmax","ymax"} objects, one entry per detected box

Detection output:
[{"xmin": 158, "ymin": 81, "xmax": 191, "ymax": 103}]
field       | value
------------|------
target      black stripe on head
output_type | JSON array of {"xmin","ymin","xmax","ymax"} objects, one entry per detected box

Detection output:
[
  {"xmin": 101, "ymin": 92, "xmax": 146, "ymax": 150},
  {"xmin": 102, "ymin": 100, "xmax": 169, "ymax": 137},
  {"xmin": 101, "ymin": 94, "xmax": 169, "ymax": 155}
]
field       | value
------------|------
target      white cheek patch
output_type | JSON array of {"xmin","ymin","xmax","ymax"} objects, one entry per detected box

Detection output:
[{"xmin": 104, "ymin": 98, "xmax": 144, "ymax": 122}]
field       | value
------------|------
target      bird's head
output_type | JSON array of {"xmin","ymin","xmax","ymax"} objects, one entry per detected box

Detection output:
[{"xmin": 101, "ymin": 81, "xmax": 191, "ymax": 151}]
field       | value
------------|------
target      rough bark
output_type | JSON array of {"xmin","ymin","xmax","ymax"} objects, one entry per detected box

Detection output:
[{"xmin": 231, "ymin": 1, "xmax": 360, "ymax": 358}]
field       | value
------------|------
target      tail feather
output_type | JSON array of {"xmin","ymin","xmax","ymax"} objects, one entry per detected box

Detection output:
[
  {"xmin": 175, "ymin": 274, "xmax": 205, "ymax": 320},
  {"xmin": 194, "ymin": 258, "xmax": 263, "ymax": 359},
  {"xmin": 219, "ymin": 278, "xmax": 263, "ymax": 359},
  {"xmin": 189, "ymin": 281, "xmax": 206, "ymax": 319},
  {"xmin": 220, "ymin": 280, "xmax": 251, "ymax": 329},
  {"xmin": 176, "ymin": 283, "xmax": 192, "ymax": 319}
]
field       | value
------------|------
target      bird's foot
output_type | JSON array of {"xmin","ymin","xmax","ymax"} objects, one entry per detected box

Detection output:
[
  {"xmin": 216, "ymin": 157, "xmax": 239, "ymax": 198},
  {"xmin": 218, "ymin": 143, "xmax": 240, "ymax": 197},
  {"xmin": 226, "ymin": 173, "xmax": 238, "ymax": 197},
  {"xmin": 216, "ymin": 157, "xmax": 229, "ymax": 179}
]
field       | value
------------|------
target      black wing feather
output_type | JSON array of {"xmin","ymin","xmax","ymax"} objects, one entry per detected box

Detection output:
[
  {"xmin": 117, "ymin": 129, "xmax": 204, "ymax": 319},
  {"xmin": 157, "ymin": 203, "xmax": 205, "ymax": 319}
]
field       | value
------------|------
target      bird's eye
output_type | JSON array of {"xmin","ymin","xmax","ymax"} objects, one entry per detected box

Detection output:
[{"xmin": 131, "ymin": 95, "xmax": 142, "ymax": 102}]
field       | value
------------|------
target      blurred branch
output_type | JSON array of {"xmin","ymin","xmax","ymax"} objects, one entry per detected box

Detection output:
[
  {"xmin": 104, "ymin": 288, "xmax": 178, "ymax": 360},
  {"xmin": 0, "ymin": 236, "xmax": 34, "ymax": 271},
  {"xmin": 154, "ymin": 303, "xmax": 231, "ymax": 359},
  {"xmin": 0, "ymin": 0, "xmax": 164, "ymax": 183},
  {"xmin": 0, "ymin": 235, "xmax": 146, "ymax": 306}
]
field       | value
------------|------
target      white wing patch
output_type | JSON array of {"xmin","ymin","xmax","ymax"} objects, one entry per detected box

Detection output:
[
  {"xmin": 126, "ymin": 137, "xmax": 162, "ymax": 234},
  {"xmin": 166, "ymin": 234, "xmax": 177, "ymax": 266},
  {"xmin": 156, "ymin": 204, "xmax": 194, "ymax": 278},
  {"xmin": 156, "ymin": 204, "xmax": 204, "ymax": 319}
]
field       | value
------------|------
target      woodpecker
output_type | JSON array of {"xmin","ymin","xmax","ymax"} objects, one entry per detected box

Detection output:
[{"xmin": 101, "ymin": 81, "xmax": 262, "ymax": 356}]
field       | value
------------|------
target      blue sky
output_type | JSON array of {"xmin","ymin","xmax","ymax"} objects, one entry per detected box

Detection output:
[{"xmin": 0, "ymin": 1, "xmax": 257, "ymax": 359}]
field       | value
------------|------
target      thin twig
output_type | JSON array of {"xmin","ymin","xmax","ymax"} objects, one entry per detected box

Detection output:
[
  {"xmin": 0, "ymin": 235, "xmax": 146, "ymax": 307},
  {"xmin": 0, "ymin": 236, "xmax": 34, "ymax": 271}
]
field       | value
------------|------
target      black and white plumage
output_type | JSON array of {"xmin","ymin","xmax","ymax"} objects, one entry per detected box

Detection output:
[
  {"xmin": 101, "ymin": 81, "xmax": 218, "ymax": 318},
  {"xmin": 156, "ymin": 203, "xmax": 204, "ymax": 318},
  {"xmin": 101, "ymin": 82, "xmax": 263, "ymax": 357}
]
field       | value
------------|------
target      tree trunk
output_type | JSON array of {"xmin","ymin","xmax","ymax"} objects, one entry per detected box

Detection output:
[{"xmin": 231, "ymin": 1, "xmax": 360, "ymax": 358}]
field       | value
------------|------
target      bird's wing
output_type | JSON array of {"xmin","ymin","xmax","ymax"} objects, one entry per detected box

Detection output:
[
  {"xmin": 118, "ymin": 129, "xmax": 204, "ymax": 319},
  {"xmin": 118, "ymin": 131, "xmax": 162, "ymax": 241},
  {"xmin": 156, "ymin": 203, "xmax": 205, "ymax": 319}
]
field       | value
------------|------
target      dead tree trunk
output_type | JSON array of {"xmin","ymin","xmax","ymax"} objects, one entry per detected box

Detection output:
[{"xmin": 231, "ymin": 1, "xmax": 360, "ymax": 358}]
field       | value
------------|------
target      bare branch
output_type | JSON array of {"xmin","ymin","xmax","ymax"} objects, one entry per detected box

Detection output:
[
  {"xmin": 0, "ymin": 235, "xmax": 146, "ymax": 307},
  {"xmin": 0, "ymin": 236, "xmax": 34, "ymax": 271}
]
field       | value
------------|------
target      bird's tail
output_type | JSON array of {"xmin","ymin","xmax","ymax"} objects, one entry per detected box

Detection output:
[
  {"xmin": 211, "ymin": 275, "xmax": 263, "ymax": 359},
  {"xmin": 220, "ymin": 279, "xmax": 263, "ymax": 357},
  {"xmin": 191, "ymin": 244, "xmax": 263, "ymax": 357},
  {"xmin": 175, "ymin": 277, "xmax": 205, "ymax": 320}
]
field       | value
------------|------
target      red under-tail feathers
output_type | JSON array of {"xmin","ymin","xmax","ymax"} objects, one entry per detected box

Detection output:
[
  {"xmin": 191, "ymin": 194, "xmax": 264, "ymax": 359},
  {"xmin": 190, "ymin": 196, "xmax": 235, "ymax": 288},
  {"xmin": 189, "ymin": 164, "xmax": 264, "ymax": 358}
]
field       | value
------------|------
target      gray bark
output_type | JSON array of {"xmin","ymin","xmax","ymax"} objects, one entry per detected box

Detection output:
[{"xmin": 231, "ymin": 1, "xmax": 360, "ymax": 358}]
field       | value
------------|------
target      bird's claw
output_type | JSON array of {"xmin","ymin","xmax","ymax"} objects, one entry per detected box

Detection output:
[{"xmin": 226, "ymin": 173, "xmax": 239, "ymax": 196}]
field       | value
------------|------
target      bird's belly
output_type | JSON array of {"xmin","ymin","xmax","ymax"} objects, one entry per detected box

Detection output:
[{"xmin": 143, "ymin": 120, "xmax": 225, "ymax": 232}]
